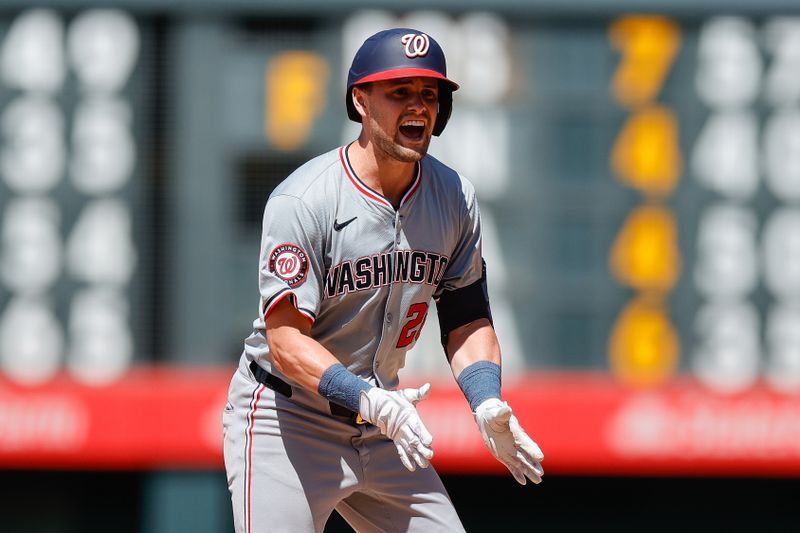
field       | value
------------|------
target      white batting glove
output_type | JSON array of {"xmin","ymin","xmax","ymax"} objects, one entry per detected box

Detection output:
[
  {"xmin": 474, "ymin": 398, "xmax": 544, "ymax": 485},
  {"xmin": 359, "ymin": 383, "xmax": 434, "ymax": 472}
]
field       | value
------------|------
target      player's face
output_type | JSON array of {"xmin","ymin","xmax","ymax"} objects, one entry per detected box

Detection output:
[{"xmin": 361, "ymin": 77, "xmax": 439, "ymax": 163}]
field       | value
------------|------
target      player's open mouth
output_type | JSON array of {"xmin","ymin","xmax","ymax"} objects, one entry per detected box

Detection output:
[{"xmin": 399, "ymin": 120, "xmax": 426, "ymax": 141}]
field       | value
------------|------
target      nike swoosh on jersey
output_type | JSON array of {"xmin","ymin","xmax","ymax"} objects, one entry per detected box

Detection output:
[{"xmin": 333, "ymin": 216, "xmax": 357, "ymax": 231}]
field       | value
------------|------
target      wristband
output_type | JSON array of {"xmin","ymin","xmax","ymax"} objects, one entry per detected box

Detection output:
[
  {"xmin": 318, "ymin": 363, "xmax": 372, "ymax": 413},
  {"xmin": 457, "ymin": 360, "xmax": 501, "ymax": 412}
]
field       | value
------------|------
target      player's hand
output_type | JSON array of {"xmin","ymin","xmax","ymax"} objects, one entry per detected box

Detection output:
[
  {"xmin": 359, "ymin": 384, "xmax": 434, "ymax": 472},
  {"xmin": 474, "ymin": 398, "xmax": 544, "ymax": 485}
]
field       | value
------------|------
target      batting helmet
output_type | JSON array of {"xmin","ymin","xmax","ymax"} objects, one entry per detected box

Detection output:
[{"xmin": 346, "ymin": 28, "xmax": 459, "ymax": 136}]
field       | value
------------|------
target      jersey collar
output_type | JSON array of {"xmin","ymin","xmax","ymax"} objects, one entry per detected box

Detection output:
[{"xmin": 339, "ymin": 145, "xmax": 421, "ymax": 210}]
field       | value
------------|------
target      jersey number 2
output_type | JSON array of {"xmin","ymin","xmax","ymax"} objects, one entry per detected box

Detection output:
[{"xmin": 396, "ymin": 302, "xmax": 429, "ymax": 348}]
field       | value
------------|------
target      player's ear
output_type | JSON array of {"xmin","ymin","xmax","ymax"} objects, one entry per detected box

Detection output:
[{"xmin": 352, "ymin": 85, "xmax": 369, "ymax": 120}]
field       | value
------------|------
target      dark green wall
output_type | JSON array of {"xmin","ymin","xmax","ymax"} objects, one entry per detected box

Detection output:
[{"xmin": 1, "ymin": 471, "xmax": 797, "ymax": 533}]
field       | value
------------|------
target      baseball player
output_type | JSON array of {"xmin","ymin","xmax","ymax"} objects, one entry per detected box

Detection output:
[{"xmin": 223, "ymin": 27, "xmax": 544, "ymax": 533}]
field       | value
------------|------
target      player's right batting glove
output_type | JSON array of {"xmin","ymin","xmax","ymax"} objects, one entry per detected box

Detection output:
[
  {"xmin": 359, "ymin": 384, "xmax": 434, "ymax": 472},
  {"xmin": 474, "ymin": 398, "xmax": 545, "ymax": 485}
]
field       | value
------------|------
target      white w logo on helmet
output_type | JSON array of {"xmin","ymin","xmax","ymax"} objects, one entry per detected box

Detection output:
[{"xmin": 401, "ymin": 33, "xmax": 430, "ymax": 58}]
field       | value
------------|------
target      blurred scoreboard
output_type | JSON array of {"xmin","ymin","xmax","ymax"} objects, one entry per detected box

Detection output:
[
  {"xmin": 0, "ymin": 9, "xmax": 150, "ymax": 384},
  {"xmin": 0, "ymin": 1, "xmax": 800, "ymax": 401}
]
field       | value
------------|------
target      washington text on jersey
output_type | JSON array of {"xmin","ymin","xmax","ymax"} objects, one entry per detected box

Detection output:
[{"xmin": 324, "ymin": 249, "xmax": 449, "ymax": 298}]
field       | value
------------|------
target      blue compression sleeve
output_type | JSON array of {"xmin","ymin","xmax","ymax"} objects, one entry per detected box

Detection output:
[
  {"xmin": 318, "ymin": 363, "xmax": 372, "ymax": 412},
  {"xmin": 457, "ymin": 360, "xmax": 502, "ymax": 412}
]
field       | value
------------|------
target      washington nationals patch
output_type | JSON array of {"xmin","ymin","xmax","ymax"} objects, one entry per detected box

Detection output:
[{"xmin": 268, "ymin": 243, "xmax": 309, "ymax": 287}]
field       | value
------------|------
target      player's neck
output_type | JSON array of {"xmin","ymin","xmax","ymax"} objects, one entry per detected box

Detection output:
[{"xmin": 348, "ymin": 140, "xmax": 418, "ymax": 208}]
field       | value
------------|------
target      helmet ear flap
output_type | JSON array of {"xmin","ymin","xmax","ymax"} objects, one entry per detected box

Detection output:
[{"xmin": 432, "ymin": 86, "xmax": 453, "ymax": 136}]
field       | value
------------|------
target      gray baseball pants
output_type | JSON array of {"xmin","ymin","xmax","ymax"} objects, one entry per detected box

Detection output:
[{"xmin": 223, "ymin": 361, "xmax": 466, "ymax": 533}]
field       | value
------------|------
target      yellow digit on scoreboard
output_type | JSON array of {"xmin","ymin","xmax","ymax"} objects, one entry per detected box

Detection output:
[
  {"xmin": 609, "ymin": 204, "xmax": 681, "ymax": 293},
  {"xmin": 609, "ymin": 15, "xmax": 681, "ymax": 108},
  {"xmin": 608, "ymin": 296, "xmax": 680, "ymax": 387},
  {"xmin": 265, "ymin": 51, "xmax": 330, "ymax": 151},
  {"xmin": 611, "ymin": 106, "xmax": 682, "ymax": 199}
]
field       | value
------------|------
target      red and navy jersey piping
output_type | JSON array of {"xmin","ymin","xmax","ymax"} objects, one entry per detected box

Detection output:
[
  {"xmin": 263, "ymin": 288, "xmax": 316, "ymax": 324},
  {"xmin": 339, "ymin": 145, "xmax": 421, "ymax": 209}
]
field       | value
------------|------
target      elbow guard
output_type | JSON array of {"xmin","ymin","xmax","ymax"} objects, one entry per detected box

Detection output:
[{"xmin": 436, "ymin": 261, "xmax": 493, "ymax": 347}]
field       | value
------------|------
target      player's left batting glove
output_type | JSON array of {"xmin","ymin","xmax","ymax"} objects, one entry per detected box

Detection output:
[
  {"xmin": 474, "ymin": 398, "xmax": 544, "ymax": 485},
  {"xmin": 359, "ymin": 384, "xmax": 434, "ymax": 472}
]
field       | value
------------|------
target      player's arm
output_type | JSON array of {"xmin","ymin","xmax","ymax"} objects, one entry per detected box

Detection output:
[
  {"xmin": 438, "ymin": 270, "xmax": 544, "ymax": 485},
  {"xmin": 264, "ymin": 296, "xmax": 339, "ymax": 392},
  {"xmin": 266, "ymin": 297, "xmax": 434, "ymax": 471},
  {"xmin": 445, "ymin": 318, "xmax": 500, "ymax": 377}
]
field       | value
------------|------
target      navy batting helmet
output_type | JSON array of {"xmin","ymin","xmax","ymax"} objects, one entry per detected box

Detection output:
[{"xmin": 346, "ymin": 28, "xmax": 459, "ymax": 136}]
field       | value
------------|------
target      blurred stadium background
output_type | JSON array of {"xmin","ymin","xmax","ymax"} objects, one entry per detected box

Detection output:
[{"xmin": 0, "ymin": 0, "xmax": 799, "ymax": 531}]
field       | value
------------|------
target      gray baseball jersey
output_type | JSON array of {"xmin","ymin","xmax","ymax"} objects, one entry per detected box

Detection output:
[
  {"xmin": 224, "ymin": 144, "xmax": 482, "ymax": 532},
  {"xmin": 244, "ymin": 144, "xmax": 482, "ymax": 388}
]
